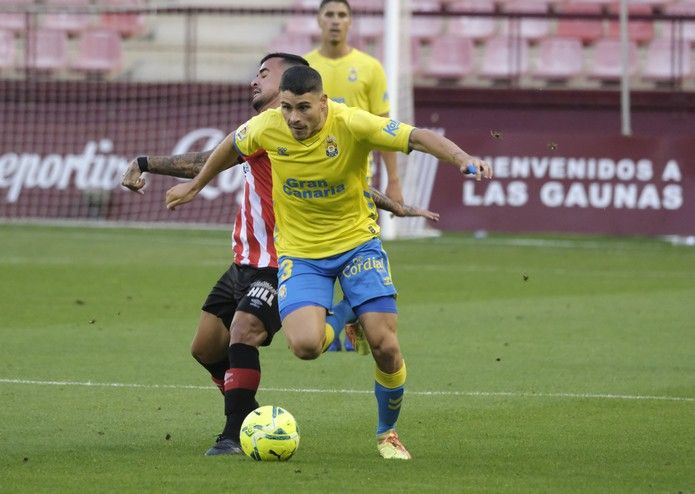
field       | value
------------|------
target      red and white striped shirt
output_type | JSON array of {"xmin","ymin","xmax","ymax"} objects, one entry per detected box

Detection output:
[{"xmin": 232, "ymin": 150, "xmax": 277, "ymax": 268}]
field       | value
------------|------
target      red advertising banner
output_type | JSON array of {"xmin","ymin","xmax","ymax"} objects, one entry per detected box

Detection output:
[{"xmin": 428, "ymin": 132, "xmax": 694, "ymax": 236}]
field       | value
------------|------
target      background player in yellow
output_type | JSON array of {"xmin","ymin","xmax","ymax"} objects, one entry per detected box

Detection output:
[
  {"xmin": 165, "ymin": 65, "xmax": 492, "ymax": 460},
  {"xmin": 305, "ymin": 0, "xmax": 403, "ymax": 351}
]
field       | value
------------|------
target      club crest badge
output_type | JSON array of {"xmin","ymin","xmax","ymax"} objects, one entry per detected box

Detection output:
[
  {"xmin": 348, "ymin": 67, "xmax": 358, "ymax": 82},
  {"xmin": 325, "ymin": 135, "xmax": 339, "ymax": 157}
]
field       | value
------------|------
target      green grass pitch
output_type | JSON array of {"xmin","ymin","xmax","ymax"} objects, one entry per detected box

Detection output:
[{"xmin": 0, "ymin": 224, "xmax": 693, "ymax": 493}]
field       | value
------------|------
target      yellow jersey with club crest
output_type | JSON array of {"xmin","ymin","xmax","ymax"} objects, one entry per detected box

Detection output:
[{"xmin": 233, "ymin": 100, "xmax": 413, "ymax": 258}]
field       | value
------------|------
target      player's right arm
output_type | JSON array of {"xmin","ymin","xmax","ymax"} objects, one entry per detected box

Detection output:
[
  {"xmin": 121, "ymin": 151, "xmax": 214, "ymax": 194},
  {"xmin": 408, "ymin": 128, "xmax": 492, "ymax": 181},
  {"xmin": 165, "ymin": 131, "xmax": 241, "ymax": 210}
]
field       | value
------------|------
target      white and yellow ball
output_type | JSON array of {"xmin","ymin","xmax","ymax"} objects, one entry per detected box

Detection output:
[{"xmin": 240, "ymin": 405, "xmax": 300, "ymax": 461}]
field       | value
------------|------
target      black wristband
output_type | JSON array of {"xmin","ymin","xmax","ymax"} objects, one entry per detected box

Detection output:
[{"xmin": 136, "ymin": 156, "xmax": 149, "ymax": 172}]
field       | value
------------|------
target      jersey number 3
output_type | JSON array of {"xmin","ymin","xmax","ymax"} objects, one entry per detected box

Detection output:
[{"xmin": 278, "ymin": 259, "xmax": 294, "ymax": 282}]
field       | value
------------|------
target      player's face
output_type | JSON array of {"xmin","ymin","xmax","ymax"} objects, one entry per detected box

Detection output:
[
  {"xmin": 317, "ymin": 1, "xmax": 351, "ymax": 45},
  {"xmin": 280, "ymin": 90, "xmax": 327, "ymax": 141},
  {"xmin": 250, "ymin": 57, "xmax": 285, "ymax": 112}
]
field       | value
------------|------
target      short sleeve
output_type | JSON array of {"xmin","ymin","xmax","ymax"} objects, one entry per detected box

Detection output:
[
  {"xmin": 348, "ymin": 108, "xmax": 412, "ymax": 153},
  {"xmin": 232, "ymin": 114, "xmax": 263, "ymax": 158}
]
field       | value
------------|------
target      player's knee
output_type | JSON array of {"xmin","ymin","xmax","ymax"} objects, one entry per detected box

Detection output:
[
  {"xmin": 190, "ymin": 341, "xmax": 217, "ymax": 363},
  {"xmin": 284, "ymin": 332, "xmax": 323, "ymax": 360},
  {"xmin": 372, "ymin": 344, "xmax": 403, "ymax": 374},
  {"xmin": 190, "ymin": 312, "xmax": 229, "ymax": 363},
  {"xmin": 281, "ymin": 312, "xmax": 326, "ymax": 360},
  {"xmin": 292, "ymin": 345, "xmax": 322, "ymax": 360},
  {"xmin": 286, "ymin": 338, "xmax": 322, "ymax": 360},
  {"xmin": 368, "ymin": 332, "xmax": 401, "ymax": 361},
  {"xmin": 230, "ymin": 314, "xmax": 267, "ymax": 347}
]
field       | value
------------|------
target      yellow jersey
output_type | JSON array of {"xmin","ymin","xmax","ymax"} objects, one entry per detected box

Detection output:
[
  {"xmin": 304, "ymin": 48, "xmax": 390, "ymax": 116},
  {"xmin": 232, "ymin": 100, "xmax": 413, "ymax": 259}
]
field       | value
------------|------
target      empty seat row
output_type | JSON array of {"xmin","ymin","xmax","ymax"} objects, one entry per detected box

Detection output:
[
  {"xmin": 292, "ymin": 0, "xmax": 695, "ymax": 10},
  {"xmin": 286, "ymin": 0, "xmax": 695, "ymax": 45},
  {"xmin": 0, "ymin": 28, "xmax": 123, "ymax": 76},
  {"xmin": 265, "ymin": 32, "xmax": 693, "ymax": 88},
  {"xmin": 0, "ymin": 0, "xmax": 147, "ymax": 38},
  {"xmin": 416, "ymin": 34, "xmax": 692, "ymax": 84}
]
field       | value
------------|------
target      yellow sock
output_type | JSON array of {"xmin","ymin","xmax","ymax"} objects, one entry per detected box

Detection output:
[
  {"xmin": 375, "ymin": 360, "xmax": 407, "ymax": 388},
  {"xmin": 321, "ymin": 323, "xmax": 335, "ymax": 352},
  {"xmin": 374, "ymin": 361, "xmax": 407, "ymax": 435}
]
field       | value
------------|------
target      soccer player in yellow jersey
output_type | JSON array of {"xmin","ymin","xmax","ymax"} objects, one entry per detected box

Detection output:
[
  {"xmin": 304, "ymin": 1, "xmax": 400, "ymax": 196},
  {"xmin": 165, "ymin": 65, "xmax": 492, "ymax": 460},
  {"xmin": 304, "ymin": 1, "xmax": 390, "ymax": 123},
  {"xmin": 305, "ymin": 0, "xmax": 403, "ymax": 351}
]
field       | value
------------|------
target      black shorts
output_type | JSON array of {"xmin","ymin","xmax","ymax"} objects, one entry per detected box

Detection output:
[{"xmin": 201, "ymin": 264, "xmax": 281, "ymax": 347}]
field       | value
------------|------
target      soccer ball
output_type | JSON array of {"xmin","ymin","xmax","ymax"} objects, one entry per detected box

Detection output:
[{"xmin": 240, "ymin": 405, "xmax": 300, "ymax": 461}]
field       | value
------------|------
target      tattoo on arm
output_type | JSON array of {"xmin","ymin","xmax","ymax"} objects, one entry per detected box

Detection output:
[
  {"xmin": 396, "ymin": 204, "xmax": 423, "ymax": 217},
  {"xmin": 370, "ymin": 186, "xmax": 404, "ymax": 216},
  {"xmin": 147, "ymin": 151, "xmax": 214, "ymax": 179}
]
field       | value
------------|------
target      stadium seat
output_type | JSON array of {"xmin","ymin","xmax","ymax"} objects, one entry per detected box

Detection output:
[
  {"xmin": 352, "ymin": 15, "xmax": 382, "ymax": 43},
  {"xmin": 555, "ymin": 2, "xmax": 605, "ymax": 44},
  {"xmin": 662, "ymin": 2, "xmax": 695, "ymax": 44},
  {"xmin": 479, "ymin": 35, "xmax": 530, "ymax": 80},
  {"xmin": 0, "ymin": 0, "xmax": 32, "ymax": 33},
  {"xmin": 417, "ymin": 0, "xmax": 443, "ymax": 10},
  {"xmin": 446, "ymin": 0, "xmax": 497, "ymax": 41},
  {"xmin": 587, "ymin": 37, "xmax": 638, "ymax": 82},
  {"xmin": 292, "ymin": 0, "xmax": 320, "ymax": 9},
  {"xmin": 641, "ymin": 37, "xmax": 692, "ymax": 83},
  {"xmin": 368, "ymin": 36, "xmax": 422, "ymax": 72},
  {"xmin": 532, "ymin": 36, "xmax": 583, "ymax": 82},
  {"xmin": 42, "ymin": 0, "xmax": 92, "ymax": 36},
  {"xmin": 499, "ymin": 0, "xmax": 551, "ymax": 41},
  {"xmin": 99, "ymin": 0, "xmax": 147, "ymax": 39},
  {"xmin": 410, "ymin": 0, "xmax": 444, "ymax": 44},
  {"xmin": 411, "ymin": 15, "xmax": 445, "ymax": 43},
  {"xmin": 268, "ymin": 32, "xmax": 313, "ymax": 56},
  {"xmin": 561, "ymin": 0, "xmax": 610, "ymax": 4},
  {"xmin": 349, "ymin": 0, "xmax": 384, "ymax": 12},
  {"xmin": 605, "ymin": 3, "xmax": 654, "ymax": 45},
  {"xmin": 0, "ymin": 28, "xmax": 14, "ymax": 69},
  {"xmin": 24, "ymin": 28, "xmax": 69, "ymax": 73},
  {"xmin": 622, "ymin": 0, "xmax": 670, "ymax": 6},
  {"xmin": 421, "ymin": 34, "xmax": 474, "ymax": 81},
  {"xmin": 284, "ymin": 15, "xmax": 321, "ymax": 41},
  {"xmin": 71, "ymin": 28, "xmax": 123, "ymax": 76}
]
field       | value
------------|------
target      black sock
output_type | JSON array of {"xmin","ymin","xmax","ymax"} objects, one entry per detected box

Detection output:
[
  {"xmin": 221, "ymin": 343, "xmax": 261, "ymax": 440},
  {"xmin": 193, "ymin": 357, "xmax": 228, "ymax": 393}
]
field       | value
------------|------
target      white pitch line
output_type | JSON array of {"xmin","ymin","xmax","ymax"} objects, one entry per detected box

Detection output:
[{"xmin": 0, "ymin": 378, "xmax": 692, "ymax": 403}]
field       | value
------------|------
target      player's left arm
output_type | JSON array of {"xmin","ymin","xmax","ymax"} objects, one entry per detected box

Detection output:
[
  {"xmin": 369, "ymin": 186, "xmax": 439, "ymax": 221},
  {"xmin": 408, "ymin": 128, "xmax": 493, "ymax": 181}
]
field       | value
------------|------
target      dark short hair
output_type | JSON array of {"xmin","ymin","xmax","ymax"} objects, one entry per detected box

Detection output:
[
  {"xmin": 280, "ymin": 65, "xmax": 323, "ymax": 95},
  {"xmin": 259, "ymin": 52, "xmax": 310, "ymax": 69},
  {"xmin": 319, "ymin": 0, "xmax": 351, "ymax": 14}
]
